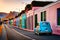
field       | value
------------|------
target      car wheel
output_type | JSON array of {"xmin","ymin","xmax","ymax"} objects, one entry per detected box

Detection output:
[{"xmin": 49, "ymin": 33, "xmax": 52, "ymax": 35}]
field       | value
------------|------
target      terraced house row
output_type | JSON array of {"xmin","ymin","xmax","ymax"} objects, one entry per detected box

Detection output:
[{"xmin": 5, "ymin": 1, "xmax": 60, "ymax": 35}]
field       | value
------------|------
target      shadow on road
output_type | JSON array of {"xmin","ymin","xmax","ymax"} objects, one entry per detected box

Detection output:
[{"xmin": 35, "ymin": 33, "xmax": 60, "ymax": 36}]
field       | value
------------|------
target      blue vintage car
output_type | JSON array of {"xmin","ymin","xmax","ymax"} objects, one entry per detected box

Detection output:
[{"xmin": 34, "ymin": 21, "xmax": 52, "ymax": 35}]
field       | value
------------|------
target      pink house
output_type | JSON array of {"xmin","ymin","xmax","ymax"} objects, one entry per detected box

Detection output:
[
  {"xmin": 31, "ymin": 1, "xmax": 60, "ymax": 35},
  {"xmin": 26, "ymin": 1, "xmax": 53, "ymax": 30},
  {"xmin": 26, "ymin": 7, "xmax": 41, "ymax": 30},
  {"xmin": 25, "ymin": 1, "xmax": 60, "ymax": 35},
  {"xmin": 37, "ymin": 1, "xmax": 60, "ymax": 35},
  {"xmin": 26, "ymin": 10, "xmax": 34, "ymax": 30},
  {"xmin": 30, "ymin": 1, "xmax": 54, "ymax": 31},
  {"xmin": 32, "ymin": 7, "xmax": 41, "ymax": 29}
]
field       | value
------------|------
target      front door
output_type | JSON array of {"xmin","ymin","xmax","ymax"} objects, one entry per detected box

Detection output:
[{"xmin": 35, "ymin": 14, "xmax": 37, "ymax": 28}]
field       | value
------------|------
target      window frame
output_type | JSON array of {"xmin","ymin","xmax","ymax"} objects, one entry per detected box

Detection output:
[
  {"xmin": 57, "ymin": 8, "xmax": 60, "ymax": 25},
  {"xmin": 41, "ymin": 11, "xmax": 46, "ymax": 21}
]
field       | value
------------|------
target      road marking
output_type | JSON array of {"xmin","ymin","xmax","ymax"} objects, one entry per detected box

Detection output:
[{"xmin": 12, "ymin": 29, "xmax": 36, "ymax": 40}]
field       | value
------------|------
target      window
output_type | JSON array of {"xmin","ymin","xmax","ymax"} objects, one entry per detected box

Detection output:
[
  {"xmin": 57, "ymin": 8, "xmax": 60, "ymax": 25},
  {"xmin": 44, "ymin": 11, "xmax": 46, "ymax": 21},
  {"xmin": 41, "ymin": 11, "xmax": 46, "ymax": 21},
  {"xmin": 35, "ymin": 14, "xmax": 37, "ymax": 28},
  {"xmin": 41, "ymin": 12, "xmax": 43, "ymax": 21}
]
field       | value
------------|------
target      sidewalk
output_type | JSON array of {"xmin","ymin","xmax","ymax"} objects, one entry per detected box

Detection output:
[
  {"xmin": 19, "ymin": 28, "xmax": 34, "ymax": 32},
  {"xmin": 0, "ymin": 25, "xmax": 2, "ymax": 37},
  {"xmin": 0, "ymin": 24, "xmax": 7, "ymax": 40},
  {"xmin": 7, "ymin": 24, "xmax": 34, "ymax": 32}
]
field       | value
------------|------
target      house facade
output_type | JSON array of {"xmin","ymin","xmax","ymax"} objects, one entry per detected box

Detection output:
[{"xmin": 39, "ymin": 1, "xmax": 60, "ymax": 35}]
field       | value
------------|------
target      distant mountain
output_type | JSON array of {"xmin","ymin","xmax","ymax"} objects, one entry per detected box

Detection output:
[{"xmin": 0, "ymin": 12, "xmax": 8, "ymax": 18}]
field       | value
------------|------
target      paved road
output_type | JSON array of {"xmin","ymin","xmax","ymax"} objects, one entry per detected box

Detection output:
[
  {"xmin": 5, "ymin": 24, "xmax": 34, "ymax": 40},
  {"xmin": 14, "ymin": 27, "xmax": 60, "ymax": 40},
  {"xmin": 4, "ymin": 24, "xmax": 60, "ymax": 40}
]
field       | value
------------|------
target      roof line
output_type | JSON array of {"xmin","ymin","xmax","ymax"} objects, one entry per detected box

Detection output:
[{"xmin": 41, "ymin": 1, "xmax": 60, "ymax": 11}]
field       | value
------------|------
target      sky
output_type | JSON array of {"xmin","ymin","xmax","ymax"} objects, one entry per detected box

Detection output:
[
  {"xmin": 0, "ymin": 0, "xmax": 33, "ymax": 13},
  {"xmin": 0, "ymin": 0, "xmax": 57, "ymax": 13}
]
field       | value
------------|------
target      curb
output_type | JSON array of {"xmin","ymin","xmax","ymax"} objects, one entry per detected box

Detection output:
[
  {"xmin": 19, "ymin": 28, "xmax": 34, "ymax": 32},
  {"xmin": 13, "ymin": 26, "xmax": 34, "ymax": 32}
]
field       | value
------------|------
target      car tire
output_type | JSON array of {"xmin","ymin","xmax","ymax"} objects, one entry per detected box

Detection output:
[{"xmin": 49, "ymin": 32, "xmax": 52, "ymax": 35}]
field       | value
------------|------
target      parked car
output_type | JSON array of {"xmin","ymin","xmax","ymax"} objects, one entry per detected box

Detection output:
[{"xmin": 34, "ymin": 21, "xmax": 52, "ymax": 35}]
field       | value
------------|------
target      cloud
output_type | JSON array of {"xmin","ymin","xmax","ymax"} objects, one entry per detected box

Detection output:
[
  {"xmin": 2, "ymin": 0, "xmax": 21, "ymax": 3},
  {"xmin": 3, "ymin": 0, "xmax": 21, "ymax": 2},
  {"xmin": 3, "ymin": 0, "xmax": 33, "ymax": 4},
  {"xmin": 0, "ymin": 0, "xmax": 26, "ymax": 13}
]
